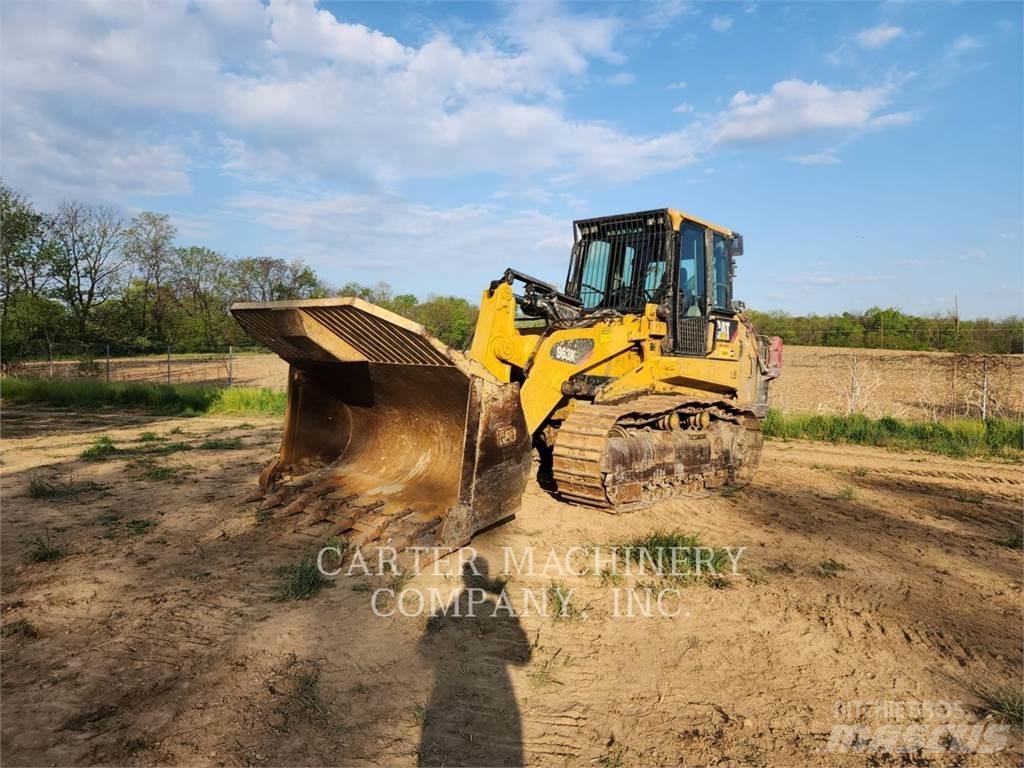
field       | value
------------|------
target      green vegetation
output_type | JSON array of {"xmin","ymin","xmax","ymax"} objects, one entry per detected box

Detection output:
[
  {"xmin": 835, "ymin": 485, "xmax": 857, "ymax": 501},
  {"xmin": 748, "ymin": 307, "xmax": 1023, "ymax": 354},
  {"xmin": 80, "ymin": 436, "xmax": 121, "ymax": 461},
  {"xmin": 963, "ymin": 680, "xmax": 1024, "ymax": 728},
  {"xmin": 129, "ymin": 457, "xmax": 192, "ymax": 482},
  {"xmin": 28, "ymin": 475, "xmax": 104, "ymax": 499},
  {"xmin": 817, "ymin": 558, "xmax": 847, "ymax": 578},
  {"xmin": 278, "ymin": 559, "xmax": 328, "ymax": 600},
  {"xmin": 2, "ymin": 377, "xmax": 285, "ymax": 416},
  {"xmin": 995, "ymin": 532, "xmax": 1023, "ymax": 549},
  {"xmin": 546, "ymin": 582, "xmax": 580, "ymax": 620},
  {"xmin": 25, "ymin": 532, "xmax": 64, "ymax": 564},
  {"xmin": 763, "ymin": 411, "xmax": 1023, "ymax": 459},
  {"xmin": 198, "ymin": 436, "xmax": 243, "ymax": 450},
  {"xmin": 1, "ymin": 619, "xmax": 39, "ymax": 639},
  {"xmin": 618, "ymin": 530, "xmax": 731, "ymax": 579}
]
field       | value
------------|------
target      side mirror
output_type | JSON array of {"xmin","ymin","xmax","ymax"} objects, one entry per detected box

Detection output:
[{"xmin": 727, "ymin": 233, "xmax": 744, "ymax": 257}]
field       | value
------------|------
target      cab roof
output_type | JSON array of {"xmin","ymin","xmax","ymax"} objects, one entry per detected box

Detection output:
[{"xmin": 573, "ymin": 208, "xmax": 734, "ymax": 238}]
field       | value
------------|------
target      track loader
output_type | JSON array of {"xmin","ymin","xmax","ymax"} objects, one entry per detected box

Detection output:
[{"xmin": 231, "ymin": 208, "xmax": 782, "ymax": 566}]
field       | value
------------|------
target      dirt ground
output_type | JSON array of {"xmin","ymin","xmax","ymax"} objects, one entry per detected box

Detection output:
[{"xmin": 1, "ymin": 405, "xmax": 1022, "ymax": 767}]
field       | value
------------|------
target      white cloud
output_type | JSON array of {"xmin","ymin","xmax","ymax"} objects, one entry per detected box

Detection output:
[
  {"xmin": 855, "ymin": 24, "xmax": 904, "ymax": 49},
  {"xmin": 713, "ymin": 80, "xmax": 896, "ymax": 142},
  {"xmin": 673, "ymin": 103, "xmax": 694, "ymax": 114},
  {"xmin": 868, "ymin": 111, "xmax": 915, "ymax": 129},
  {"xmin": 946, "ymin": 34, "xmax": 983, "ymax": 59},
  {"xmin": 710, "ymin": 16, "xmax": 734, "ymax": 33},
  {"xmin": 790, "ymin": 151, "xmax": 841, "ymax": 165},
  {"xmin": 957, "ymin": 247, "xmax": 986, "ymax": 262},
  {"xmin": 607, "ymin": 72, "xmax": 636, "ymax": 86},
  {"xmin": 229, "ymin": 191, "xmax": 572, "ymax": 289},
  {"xmin": 0, "ymin": 1, "xmax": 914, "ymax": 208}
]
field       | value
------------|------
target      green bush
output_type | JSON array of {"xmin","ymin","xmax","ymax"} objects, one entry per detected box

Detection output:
[{"xmin": 763, "ymin": 410, "xmax": 1023, "ymax": 459}]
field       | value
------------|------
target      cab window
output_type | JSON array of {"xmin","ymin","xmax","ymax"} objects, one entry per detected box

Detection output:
[
  {"xmin": 679, "ymin": 223, "xmax": 705, "ymax": 316},
  {"xmin": 712, "ymin": 234, "xmax": 730, "ymax": 308}
]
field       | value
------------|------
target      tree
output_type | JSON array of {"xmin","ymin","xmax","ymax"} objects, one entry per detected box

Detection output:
[
  {"xmin": 171, "ymin": 246, "xmax": 233, "ymax": 348},
  {"xmin": 47, "ymin": 202, "xmax": 126, "ymax": 336},
  {"xmin": 0, "ymin": 291, "xmax": 68, "ymax": 368},
  {"xmin": 0, "ymin": 182, "xmax": 53, "ymax": 313},
  {"xmin": 232, "ymin": 257, "xmax": 330, "ymax": 302},
  {"xmin": 123, "ymin": 211, "xmax": 177, "ymax": 341}
]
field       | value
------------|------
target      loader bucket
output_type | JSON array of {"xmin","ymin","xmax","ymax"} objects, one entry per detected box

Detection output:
[{"xmin": 230, "ymin": 298, "xmax": 532, "ymax": 568}]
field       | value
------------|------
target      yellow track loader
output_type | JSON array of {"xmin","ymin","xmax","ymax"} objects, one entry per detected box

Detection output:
[{"xmin": 231, "ymin": 208, "xmax": 782, "ymax": 564}]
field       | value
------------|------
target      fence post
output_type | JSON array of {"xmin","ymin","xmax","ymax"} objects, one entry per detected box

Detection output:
[
  {"xmin": 981, "ymin": 357, "xmax": 989, "ymax": 422},
  {"xmin": 48, "ymin": 344, "xmax": 54, "ymax": 378},
  {"xmin": 166, "ymin": 346, "xmax": 172, "ymax": 384},
  {"xmin": 106, "ymin": 345, "xmax": 111, "ymax": 383},
  {"xmin": 227, "ymin": 345, "xmax": 233, "ymax": 388}
]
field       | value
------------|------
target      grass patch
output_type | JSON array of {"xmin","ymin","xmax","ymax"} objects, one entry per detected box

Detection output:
[
  {"xmin": 278, "ymin": 559, "xmax": 328, "ymax": 600},
  {"xmin": 2, "ymin": 377, "xmax": 285, "ymax": 417},
  {"xmin": 528, "ymin": 650, "xmax": 564, "ymax": 687},
  {"xmin": 136, "ymin": 431, "xmax": 166, "ymax": 443},
  {"xmin": 835, "ymin": 485, "xmax": 857, "ymax": 501},
  {"xmin": 1, "ymin": 619, "xmax": 39, "ymax": 639},
  {"xmin": 963, "ymin": 680, "xmax": 1023, "ymax": 728},
  {"xmin": 618, "ymin": 530, "xmax": 731, "ymax": 580},
  {"xmin": 994, "ymin": 531, "xmax": 1023, "ymax": 549},
  {"xmin": 817, "ymin": 558, "xmax": 847, "ymax": 578},
  {"xmin": 80, "ymin": 435, "xmax": 121, "ymax": 461},
  {"xmin": 25, "ymin": 531, "xmax": 64, "ymax": 564},
  {"xmin": 546, "ymin": 582, "xmax": 580, "ymax": 620},
  {"xmin": 198, "ymin": 436, "xmax": 243, "ymax": 450},
  {"xmin": 141, "ymin": 441, "xmax": 193, "ymax": 456},
  {"xmin": 124, "ymin": 519, "xmax": 157, "ymax": 536},
  {"xmin": 207, "ymin": 387, "xmax": 286, "ymax": 416},
  {"xmin": 28, "ymin": 475, "xmax": 104, "ymax": 499},
  {"xmin": 129, "ymin": 457, "xmax": 192, "ymax": 482},
  {"xmin": 763, "ymin": 410, "xmax": 1023, "ymax": 460}
]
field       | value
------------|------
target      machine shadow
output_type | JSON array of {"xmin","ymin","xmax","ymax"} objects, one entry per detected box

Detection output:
[{"xmin": 417, "ymin": 557, "xmax": 532, "ymax": 768}]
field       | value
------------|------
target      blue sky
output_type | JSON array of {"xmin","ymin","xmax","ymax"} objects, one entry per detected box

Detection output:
[{"xmin": 2, "ymin": 0, "xmax": 1021, "ymax": 317}]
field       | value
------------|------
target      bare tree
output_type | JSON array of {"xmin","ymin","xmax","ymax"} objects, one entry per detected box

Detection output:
[
  {"xmin": 124, "ymin": 211, "xmax": 177, "ymax": 339},
  {"xmin": 48, "ymin": 202, "xmax": 127, "ymax": 336},
  {"xmin": 819, "ymin": 354, "xmax": 883, "ymax": 416}
]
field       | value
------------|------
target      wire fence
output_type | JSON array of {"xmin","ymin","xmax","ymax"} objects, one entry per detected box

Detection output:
[
  {"xmin": 767, "ymin": 347, "xmax": 1024, "ymax": 422},
  {"xmin": 3, "ymin": 343, "xmax": 286, "ymax": 390},
  {"xmin": 2, "ymin": 338, "xmax": 1022, "ymax": 422}
]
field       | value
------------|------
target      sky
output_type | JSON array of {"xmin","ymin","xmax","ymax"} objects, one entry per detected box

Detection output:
[{"xmin": 1, "ymin": 0, "xmax": 1021, "ymax": 318}]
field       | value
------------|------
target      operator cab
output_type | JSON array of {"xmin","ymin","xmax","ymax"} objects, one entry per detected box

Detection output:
[{"xmin": 566, "ymin": 208, "xmax": 743, "ymax": 356}]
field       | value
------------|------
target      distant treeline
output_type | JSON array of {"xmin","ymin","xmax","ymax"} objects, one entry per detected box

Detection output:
[
  {"xmin": 3, "ymin": 181, "xmax": 1019, "ymax": 363},
  {"xmin": 747, "ymin": 309, "xmax": 1023, "ymax": 355},
  {"xmin": 0, "ymin": 182, "xmax": 477, "ymax": 362}
]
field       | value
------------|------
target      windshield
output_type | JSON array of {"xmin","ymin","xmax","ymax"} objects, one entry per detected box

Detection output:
[{"xmin": 574, "ymin": 231, "xmax": 669, "ymax": 311}]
